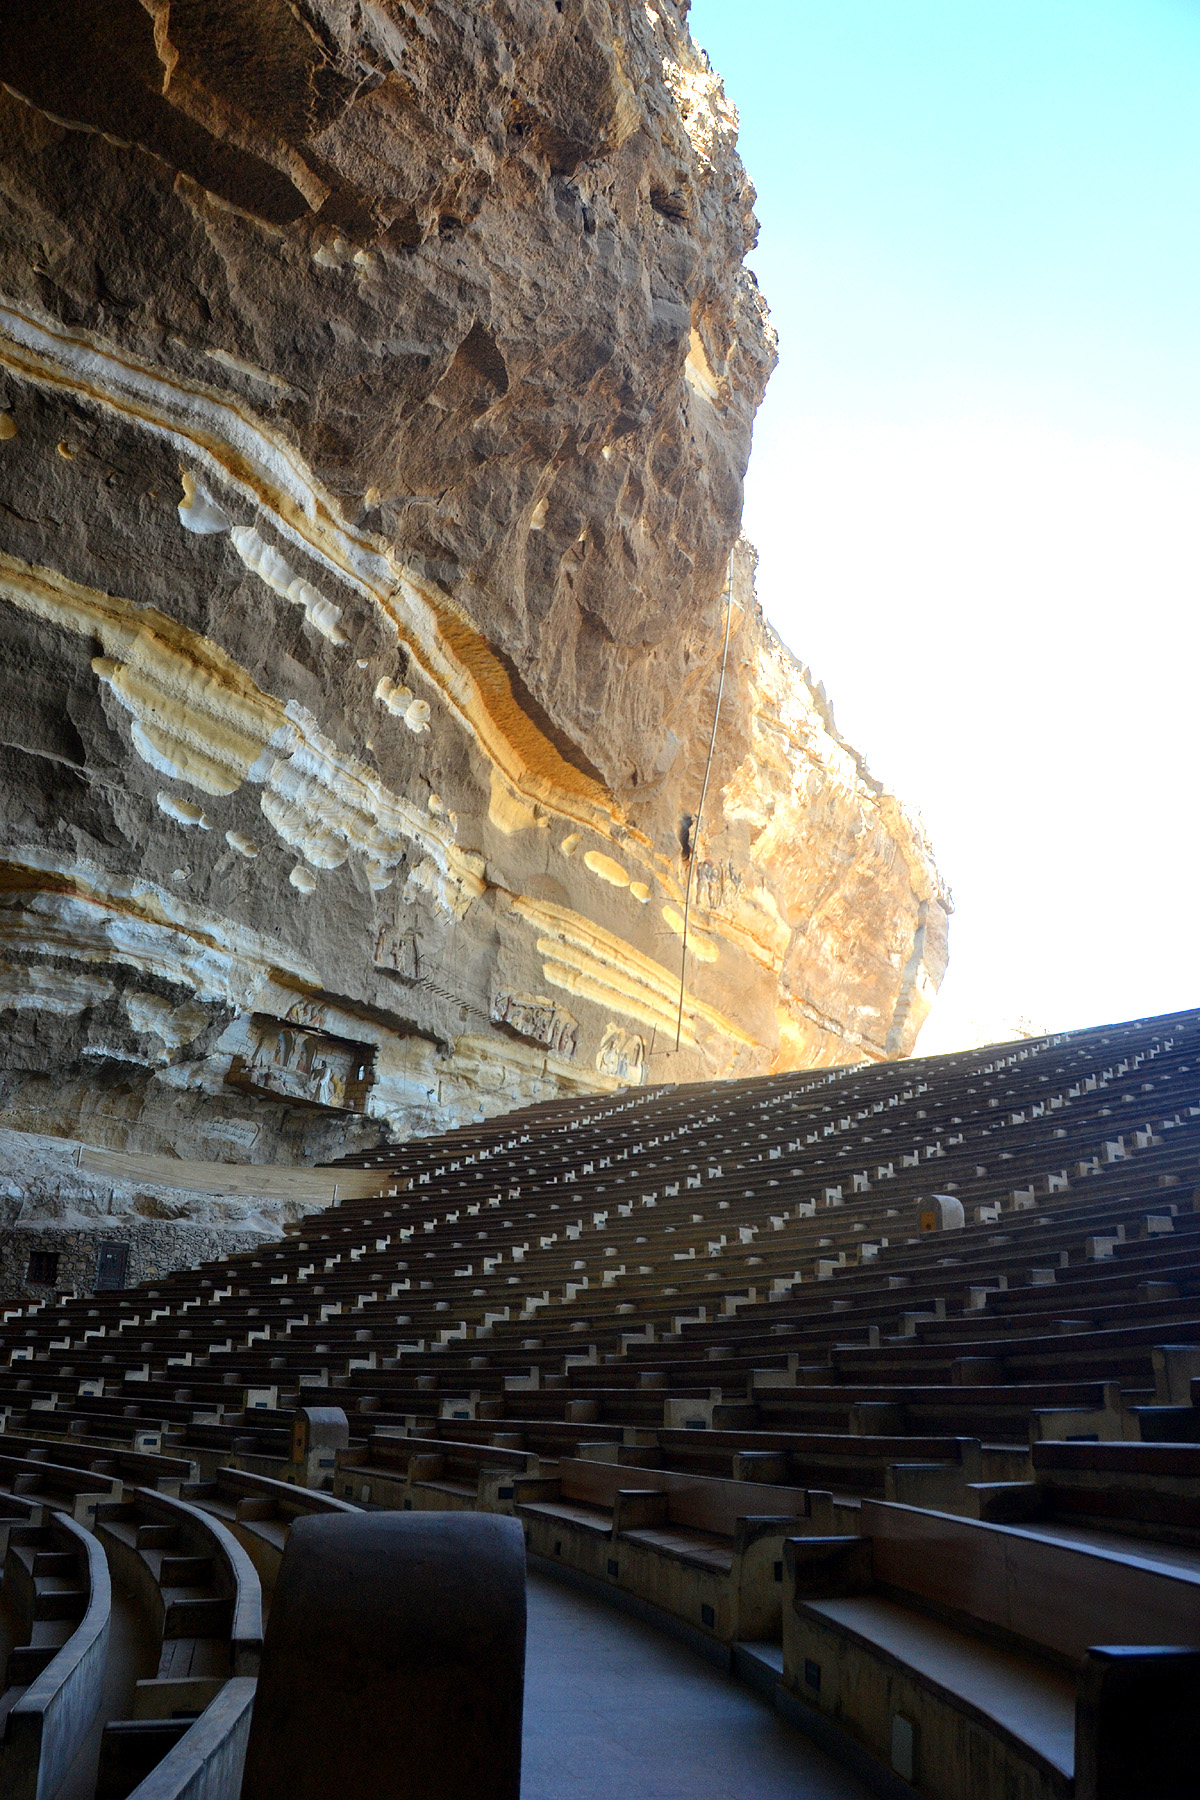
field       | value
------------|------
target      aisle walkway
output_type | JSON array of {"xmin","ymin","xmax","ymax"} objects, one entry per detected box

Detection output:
[{"xmin": 521, "ymin": 1572, "xmax": 871, "ymax": 1800}]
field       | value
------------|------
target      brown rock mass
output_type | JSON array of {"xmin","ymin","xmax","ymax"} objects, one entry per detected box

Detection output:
[{"xmin": 0, "ymin": 1, "xmax": 949, "ymax": 1167}]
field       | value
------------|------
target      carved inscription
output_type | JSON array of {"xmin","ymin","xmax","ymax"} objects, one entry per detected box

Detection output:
[
  {"xmin": 694, "ymin": 859, "xmax": 742, "ymax": 912},
  {"xmin": 491, "ymin": 991, "xmax": 578, "ymax": 1058},
  {"xmin": 374, "ymin": 922, "xmax": 419, "ymax": 981},
  {"xmin": 228, "ymin": 1020, "xmax": 374, "ymax": 1113},
  {"xmin": 596, "ymin": 1025, "xmax": 645, "ymax": 1084}
]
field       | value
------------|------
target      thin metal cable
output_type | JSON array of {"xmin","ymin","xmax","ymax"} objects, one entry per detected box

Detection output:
[{"xmin": 675, "ymin": 550, "xmax": 736, "ymax": 1051}]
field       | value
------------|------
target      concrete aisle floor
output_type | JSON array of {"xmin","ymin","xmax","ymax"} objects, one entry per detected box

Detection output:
[{"xmin": 522, "ymin": 1572, "xmax": 873, "ymax": 1800}]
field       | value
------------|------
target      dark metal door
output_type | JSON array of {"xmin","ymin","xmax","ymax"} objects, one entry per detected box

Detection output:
[{"xmin": 95, "ymin": 1240, "xmax": 129, "ymax": 1291}]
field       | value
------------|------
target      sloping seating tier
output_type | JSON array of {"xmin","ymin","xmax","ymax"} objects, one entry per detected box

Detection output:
[
  {"xmin": 2, "ymin": 1015, "xmax": 1195, "ymax": 1500},
  {"xmin": 0, "ymin": 1465, "xmax": 359, "ymax": 1800},
  {"xmin": 1026, "ymin": 1438, "xmax": 1200, "ymax": 1545},
  {"xmin": 95, "ymin": 1478, "xmax": 352, "ymax": 1800},
  {"xmin": 4, "ymin": 1014, "xmax": 1199, "ymax": 1448},
  {"xmin": 0, "ymin": 1010, "xmax": 1197, "ymax": 1794}
]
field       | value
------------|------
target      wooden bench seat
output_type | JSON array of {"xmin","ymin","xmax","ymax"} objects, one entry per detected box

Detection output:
[
  {"xmin": 0, "ymin": 1430, "xmax": 196, "ymax": 1489},
  {"xmin": 414, "ymin": 1477, "xmax": 477, "ymax": 1502},
  {"xmin": 618, "ymin": 1522, "xmax": 734, "ymax": 1574},
  {"xmin": 0, "ymin": 1490, "xmax": 113, "ymax": 1800},
  {"xmin": 520, "ymin": 1495, "xmax": 614, "ymax": 1535},
  {"xmin": 804, "ymin": 1591, "xmax": 1076, "ymax": 1779},
  {"xmin": 783, "ymin": 1500, "xmax": 1200, "ymax": 1800},
  {"xmin": 1, "ymin": 1509, "xmax": 90, "ymax": 1685},
  {"xmin": 1030, "ymin": 1439, "xmax": 1200, "ymax": 1546},
  {"xmin": 335, "ymin": 1430, "xmax": 540, "ymax": 1511},
  {"xmin": 185, "ymin": 1467, "xmax": 356, "ymax": 1591},
  {"xmin": 88, "ymin": 1488, "xmax": 262, "ymax": 1796},
  {"xmin": 94, "ymin": 1488, "xmax": 261, "ymax": 1680},
  {"xmin": 518, "ymin": 1456, "xmax": 810, "ymax": 1642},
  {"xmin": 655, "ymin": 1426, "xmax": 975, "ymax": 1497}
]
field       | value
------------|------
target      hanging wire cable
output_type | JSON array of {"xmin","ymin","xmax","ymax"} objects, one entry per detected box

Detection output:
[{"xmin": 675, "ymin": 548, "xmax": 736, "ymax": 1051}]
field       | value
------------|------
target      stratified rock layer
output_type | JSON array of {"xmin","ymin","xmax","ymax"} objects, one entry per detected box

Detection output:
[{"xmin": 0, "ymin": 1, "xmax": 949, "ymax": 1165}]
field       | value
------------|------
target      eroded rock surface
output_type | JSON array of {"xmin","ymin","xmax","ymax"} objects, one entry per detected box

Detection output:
[
  {"xmin": 0, "ymin": 1, "xmax": 949, "ymax": 1172},
  {"xmin": 0, "ymin": 1128, "xmax": 326, "ymax": 1304}
]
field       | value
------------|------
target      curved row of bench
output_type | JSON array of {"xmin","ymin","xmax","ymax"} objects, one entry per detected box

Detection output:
[
  {"xmin": 336, "ymin": 1420, "xmax": 1200, "ymax": 1800},
  {"xmin": 0, "ymin": 1492, "xmax": 107, "ymax": 1800},
  {"xmin": 0, "ymin": 1462, "xmax": 353, "ymax": 1800},
  {"xmin": 1, "ymin": 1007, "xmax": 1199, "ymax": 1797}
]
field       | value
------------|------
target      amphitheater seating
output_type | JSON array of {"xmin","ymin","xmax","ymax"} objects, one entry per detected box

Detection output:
[
  {"xmin": 182, "ymin": 1467, "xmax": 356, "ymax": 1587},
  {"xmin": 0, "ymin": 1491, "xmax": 110, "ymax": 1800},
  {"xmin": 339, "ymin": 1430, "xmax": 542, "ymax": 1512},
  {"xmin": 90, "ymin": 1487, "xmax": 261, "ymax": 1797},
  {"xmin": 516, "ymin": 1455, "xmax": 810, "ymax": 1641},
  {"xmin": 0, "ymin": 1451, "xmax": 122, "ymax": 1527},
  {"xmin": 0, "ymin": 1470, "xmax": 343, "ymax": 1798},
  {"xmin": 0, "ymin": 1431, "xmax": 196, "ymax": 1493},
  {"xmin": 1028, "ymin": 1438, "xmax": 1200, "ymax": 1543},
  {"xmin": 93, "ymin": 1487, "xmax": 261, "ymax": 1682},
  {"xmin": 782, "ymin": 1501, "xmax": 1200, "ymax": 1799},
  {"xmin": 0, "ymin": 1007, "xmax": 1194, "ymax": 1793},
  {"xmin": 102, "ymin": 1476, "xmax": 350, "ymax": 1800}
]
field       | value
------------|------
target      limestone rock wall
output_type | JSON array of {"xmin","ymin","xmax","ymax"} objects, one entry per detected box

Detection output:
[
  {"xmin": 0, "ymin": 0, "xmax": 949, "ymax": 1169},
  {"xmin": 0, "ymin": 1129, "xmax": 309, "ymax": 1305}
]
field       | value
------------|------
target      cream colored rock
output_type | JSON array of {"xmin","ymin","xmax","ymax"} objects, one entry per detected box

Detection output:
[
  {"xmin": 177, "ymin": 471, "xmax": 230, "ymax": 536},
  {"xmin": 0, "ymin": 0, "xmax": 947, "ymax": 1191},
  {"xmin": 157, "ymin": 793, "xmax": 210, "ymax": 829},
  {"xmin": 584, "ymin": 850, "xmax": 629, "ymax": 888},
  {"xmin": 230, "ymin": 525, "xmax": 349, "ymax": 645}
]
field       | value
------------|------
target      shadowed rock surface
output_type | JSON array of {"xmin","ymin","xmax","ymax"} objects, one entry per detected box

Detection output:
[{"xmin": 0, "ymin": 2, "xmax": 949, "ymax": 1196}]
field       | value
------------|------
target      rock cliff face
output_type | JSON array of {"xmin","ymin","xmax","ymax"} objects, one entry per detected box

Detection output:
[{"xmin": 0, "ymin": 0, "xmax": 949, "ymax": 1168}]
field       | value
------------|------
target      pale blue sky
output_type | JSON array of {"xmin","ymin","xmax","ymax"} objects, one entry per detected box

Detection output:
[{"xmin": 688, "ymin": 0, "xmax": 1200, "ymax": 1049}]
